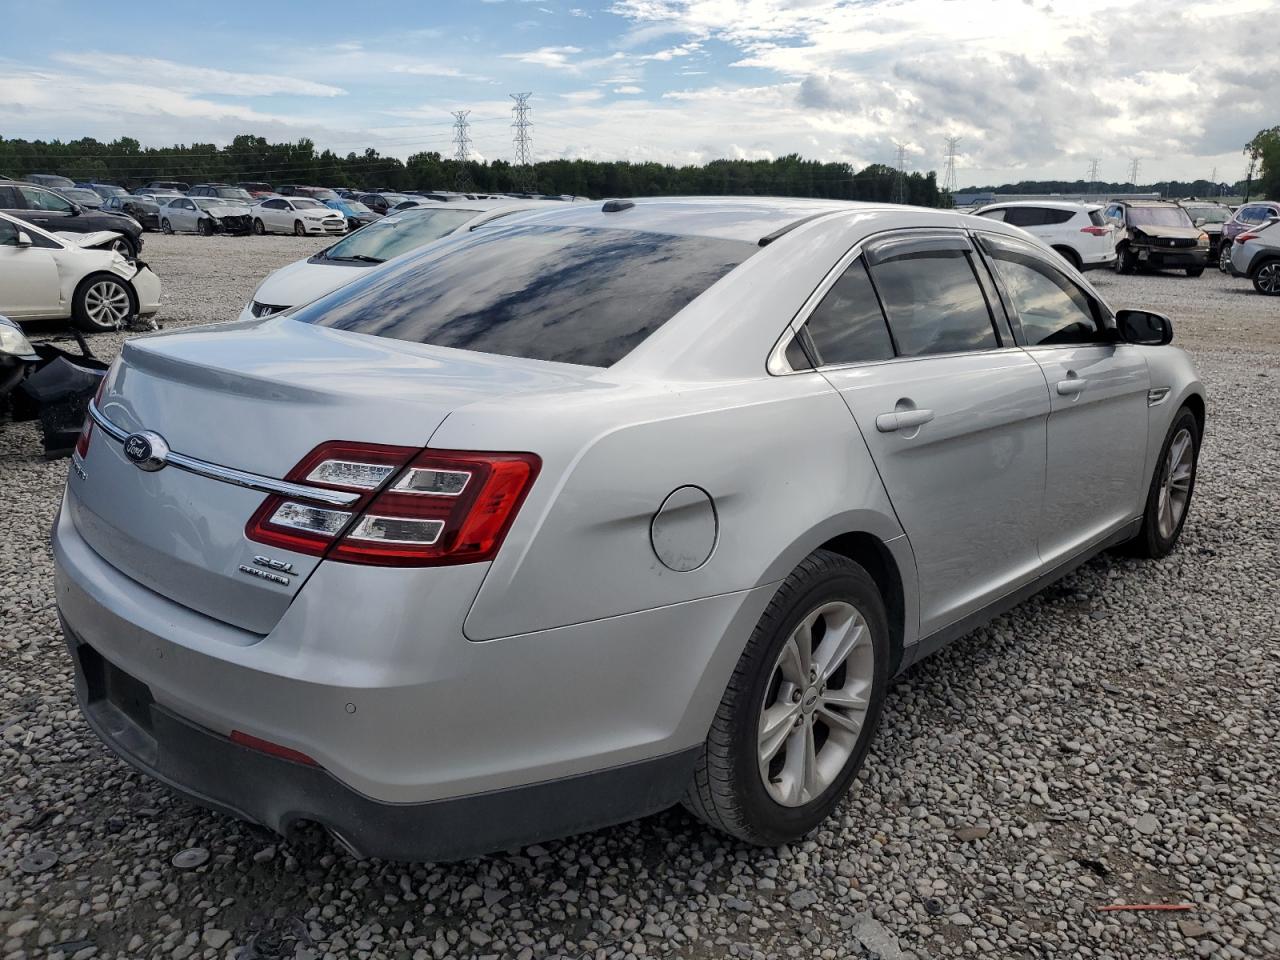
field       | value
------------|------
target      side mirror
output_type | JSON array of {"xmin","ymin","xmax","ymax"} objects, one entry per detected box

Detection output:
[
  {"xmin": 1116, "ymin": 309, "xmax": 1173, "ymax": 346},
  {"xmin": 69, "ymin": 203, "xmax": 82, "ymax": 216},
  {"xmin": 1194, "ymin": 217, "xmax": 1206, "ymax": 227},
  {"xmin": 15, "ymin": 231, "xmax": 32, "ymax": 247}
]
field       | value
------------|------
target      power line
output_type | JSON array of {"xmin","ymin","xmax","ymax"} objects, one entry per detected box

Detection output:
[
  {"xmin": 891, "ymin": 143, "xmax": 908, "ymax": 204},
  {"xmin": 941, "ymin": 136, "xmax": 960, "ymax": 195},
  {"xmin": 510, "ymin": 92, "xmax": 534, "ymax": 192}
]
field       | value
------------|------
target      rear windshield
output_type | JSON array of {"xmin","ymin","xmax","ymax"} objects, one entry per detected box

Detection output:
[
  {"xmin": 292, "ymin": 225, "xmax": 757, "ymax": 367},
  {"xmin": 1128, "ymin": 206, "xmax": 1193, "ymax": 228}
]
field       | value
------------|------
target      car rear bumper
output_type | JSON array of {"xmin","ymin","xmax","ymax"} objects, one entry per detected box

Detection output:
[
  {"xmin": 64, "ymin": 629, "xmax": 697, "ymax": 861},
  {"xmin": 52, "ymin": 491, "xmax": 777, "ymax": 854}
]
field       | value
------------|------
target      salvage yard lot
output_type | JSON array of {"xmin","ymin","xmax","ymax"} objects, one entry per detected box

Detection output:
[{"xmin": 2, "ymin": 234, "xmax": 1277, "ymax": 960}]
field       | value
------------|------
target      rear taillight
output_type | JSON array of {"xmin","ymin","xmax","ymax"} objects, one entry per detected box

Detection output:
[
  {"xmin": 1080, "ymin": 226, "xmax": 1110, "ymax": 236},
  {"xmin": 74, "ymin": 375, "xmax": 109, "ymax": 460},
  {"xmin": 245, "ymin": 441, "xmax": 540, "ymax": 567},
  {"xmin": 1237, "ymin": 232, "xmax": 1258, "ymax": 243}
]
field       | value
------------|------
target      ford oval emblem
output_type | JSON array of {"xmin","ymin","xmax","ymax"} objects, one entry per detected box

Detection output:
[{"xmin": 122, "ymin": 431, "xmax": 170, "ymax": 472}]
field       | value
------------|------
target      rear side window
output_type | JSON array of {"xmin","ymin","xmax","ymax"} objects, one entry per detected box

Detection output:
[
  {"xmin": 293, "ymin": 225, "xmax": 757, "ymax": 367},
  {"xmin": 803, "ymin": 258, "xmax": 895, "ymax": 365},
  {"xmin": 1003, "ymin": 207, "xmax": 1074, "ymax": 227},
  {"xmin": 866, "ymin": 245, "xmax": 999, "ymax": 357},
  {"xmin": 1089, "ymin": 210, "xmax": 1107, "ymax": 227},
  {"xmin": 977, "ymin": 208, "xmax": 1007, "ymax": 221}
]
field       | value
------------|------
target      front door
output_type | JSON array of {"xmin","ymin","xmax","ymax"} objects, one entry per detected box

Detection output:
[
  {"xmin": 0, "ymin": 221, "xmax": 60, "ymax": 318},
  {"xmin": 799, "ymin": 231, "xmax": 1052, "ymax": 637},
  {"xmin": 976, "ymin": 232, "xmax": 1151, "ymax": 565}
]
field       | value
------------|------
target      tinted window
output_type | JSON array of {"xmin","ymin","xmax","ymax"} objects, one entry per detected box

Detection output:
[
  {"xmin": 0, "ymin": 219, "xmax": 18, "ymax": 245},
  {"xmin": 868, "ymin": 248, "xmax": 998, "ymax": 357},
  {"xmin": 293, "ymin": 225, "xmax": 757, "ymax": 368},
  {"xmin": 264, "ymin": 199, "xmax": 286, "ymax": 210},
  {"xmin": 984, "ymin": 236, "xmax": 1101, "ymax": 346},
  {"xmin": 976, "ymin": 208, "xmax": 1007, "ymax": 221},
  {"xmin": 804, "ymin": 258, "xmax": 895, "ymax": 365},
  {"xmin": 319, "ymin": 208, "xmax": 478, "ymax": 263},
  {"xmin": 0, "ymin": 186, "xmax": 18, "ymax": 206}
]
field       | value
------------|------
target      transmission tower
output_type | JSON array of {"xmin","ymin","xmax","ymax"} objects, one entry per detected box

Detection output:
[
  {"xmin": 891, "ymin": 143, "xmax": 908, "ymax": 204},
  {"xmin": 510, "ymin": 92, "xmax": 535, "ymax": 193},
  {"xmin": 1208, "ymin": 165, "xmax": 1217, "ymax": 198},
  {"xmin": 941, "ymin": 136, "xmax": 960, "ymax": 195},
  {"xmin": 1087, "ymin": 158, "xmax": 1100, "ymax": 197},
  {"xmin": 451, "ymin": 110, "xmax": 473, "ymax": 192},
  {"xmin": 1127, "ymin": 157, "xmax": 1141, "ymax": 189}
]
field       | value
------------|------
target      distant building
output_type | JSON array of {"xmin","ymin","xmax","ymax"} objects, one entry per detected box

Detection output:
[{"xmin": 955, "ymin": 191, "xmax": 1162, "ymax": 207}]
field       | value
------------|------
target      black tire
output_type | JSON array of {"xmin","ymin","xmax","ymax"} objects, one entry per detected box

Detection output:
[
  {"xmin": 1114, "ymin": 243, "xmax": 1136, "ymax": 275},
  {"xmin": 683, "ymin": 550, "xmax": 889, "ymax": 846},
  {"xmin": 1186, "ymin": 266, "xmax": 1204, "ymax": 277},
  {"xmin": 197, "ymin": 219, "xmax": 212, "ymax": 237},
  {"xmin": 160, "ymin": 218, "xmax": 173, "ymax": 235},
  {"xmin": 71, "ymin": 273, "xmax": 138, "ymax": 333},
  {"xmin": 1252, "ymin": 259, "xmax": 1280, "ymax": 295},
  {"xmin": 1124, "ymin": 406, "xmax": 1200, "ymax": 559},
  {"xmin": 253, "ymin": 218, "xmax": 266, "ymax": 236},
  {"xmin": 293, "ymin": 220, "xmax": 306, "ymax": 237},
  {"xmin": 1053, "ymin": 246, "xmax": 1082, "ymax": 272}
]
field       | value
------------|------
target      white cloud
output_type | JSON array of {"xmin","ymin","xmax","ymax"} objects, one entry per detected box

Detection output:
[
  {"xmin": 501, "ymin": 45, "xmax": 585, "ymax": 70},
  {"xmin": 53, "ymin": 53, "xmax": 345, "ymax": 98},
  {"xmin": 614, "ymin": 85, "xmax": 645, "ymax": 94}
]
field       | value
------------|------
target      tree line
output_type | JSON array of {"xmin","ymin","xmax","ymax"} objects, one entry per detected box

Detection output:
[{"xmin": 0, "ymin": 134, "xmax": 944, "ymax": 205}]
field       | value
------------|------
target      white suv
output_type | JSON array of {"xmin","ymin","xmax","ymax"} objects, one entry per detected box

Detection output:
[{"xmin": 974, "ymin": 201, "xmax": 1116, "ymax": 273}]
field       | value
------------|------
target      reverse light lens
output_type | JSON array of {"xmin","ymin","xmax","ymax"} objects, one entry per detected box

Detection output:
[
  {"xmin": 392, "ymin": 467, "xmax": 470, "ymax": 496},
  {"xmin": 305, "ymin": 459, "xmax": 396, "ymax": 489},
  {"xmin": 269, "ymin": 501, "xmax": 351, "ymax": 535},
  {"xmin": 346, "ymin": 514, "xmax": 445, "ymax": 545}
]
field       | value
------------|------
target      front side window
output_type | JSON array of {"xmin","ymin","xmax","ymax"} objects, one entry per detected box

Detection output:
[
  {"xmin": 264, "ymin": 199, "xmax": 286, "ymax": 210},
  {"xmin": 19, "ymin": 187, "xmax": 72, "ymax": 212},
  {"xmin": 0, "ymin": 219, "xmax": 18, "ymax": 245},
  {"xmin": 866, "ymin": 243, "xmax": 999, "ymax": 357},
  {"xmin": 982, "ymin": 235, "xmax": 1102, "ymax": 346},
  {"xmin": 803, "ymin": 257, "xmax": 895, "ymax": 365},
  {"xmin": 293, "ymin": 225, "xmax": 758, "ymax": 368}
]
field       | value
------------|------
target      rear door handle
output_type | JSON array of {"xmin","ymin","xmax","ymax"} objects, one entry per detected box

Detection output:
[
  {"xmin": 1056, "ymin": 378, "xmax": 1088, "ymax": 396},
  {"xmin": 876, "ymin": 408, "xmax": 935, "ymax": 432}
]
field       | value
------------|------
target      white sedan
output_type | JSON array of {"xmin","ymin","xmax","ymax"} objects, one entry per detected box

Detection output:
[
  {"xmin": 251, "ymin": 197, "xmax": 347, "ymax": 237},
  {"xmin": 241, "ymin": 199, "xmax": 559, "ymax": 319},
  {"xmin": 0, "ymin": 211, "xmax": 161, "ymax": 332},
  {"xmin": 159, "ymin": 198, "xmax": 254, "ymax": 236}
]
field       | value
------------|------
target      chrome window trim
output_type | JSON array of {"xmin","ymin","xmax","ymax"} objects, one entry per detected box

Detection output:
[{"xmin": 87, "ymin": 401, "xmax": 360, "ymax": 508}]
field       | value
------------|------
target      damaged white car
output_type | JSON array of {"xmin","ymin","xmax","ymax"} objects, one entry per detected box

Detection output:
[{"xmin": 0, "ymin": 212, "xmax": 161, "ymax": 332}]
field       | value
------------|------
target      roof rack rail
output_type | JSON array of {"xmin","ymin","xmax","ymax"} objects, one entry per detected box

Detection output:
[{"xmin": 757, "ymin": 211, "xmax": 829, "ymax": 247}]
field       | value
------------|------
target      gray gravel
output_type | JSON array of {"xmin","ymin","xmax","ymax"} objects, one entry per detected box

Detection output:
[{"xmin": 2, "ymin": 235, "xmax": 1278, "ymax": 960}]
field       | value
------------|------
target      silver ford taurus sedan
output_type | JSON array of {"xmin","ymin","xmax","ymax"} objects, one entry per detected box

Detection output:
[{"xmin": 53, "ymin": 197, "xmax": 1204, "ymax": 860}]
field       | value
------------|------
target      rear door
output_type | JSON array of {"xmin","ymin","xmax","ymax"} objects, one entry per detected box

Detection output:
[
  {"xmin": 801, "ymin": 231, "xmax": 1051, "ymax": 637},
  {"xmin": 976, "ymin": 231, "xmax": 1150, "ymax": 565}
]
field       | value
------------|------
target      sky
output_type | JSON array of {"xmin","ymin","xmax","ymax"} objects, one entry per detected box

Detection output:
[{"xmin": 0, "ymin": 0, "xmax": 1275, "ymax": 187}]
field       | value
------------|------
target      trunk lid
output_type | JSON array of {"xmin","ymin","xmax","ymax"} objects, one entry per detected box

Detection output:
[{"xmin": 68, "ymin": 316, "xmax": 589, "ymax": 634}]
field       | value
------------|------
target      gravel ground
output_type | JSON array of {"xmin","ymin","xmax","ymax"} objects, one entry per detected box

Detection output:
[{"xmin": 2, "ymin": 235, "xmax": 1277, "ymax": 960}]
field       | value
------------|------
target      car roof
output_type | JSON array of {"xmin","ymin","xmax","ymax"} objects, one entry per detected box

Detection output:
[
  {"xmin": 485, "ymin": 195, "xmax": 902, "ymax": 243},
  {"xmin": 976, "ymin": 200, "xmax": 1098, "ymax": 212},
  {"xmin": 1114, "ymin": 199, "xmax": 1179, "ymax": 206}
]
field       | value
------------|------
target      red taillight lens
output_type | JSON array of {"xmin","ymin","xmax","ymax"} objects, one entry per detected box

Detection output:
[
  {"xmin": 1236, "ymin": 232, "xmax": 1257, "ymax": 243},
  {"xmin": 74, "ymin": 375, "xmax": 109, "ymax": 460},
  {"xmin": 245, "ymin": 442, "xmax": 540, "ymax": 567},
  {"xmin": 1080, "ymin": 226, "xmax": 1110, "ymax": 236}
]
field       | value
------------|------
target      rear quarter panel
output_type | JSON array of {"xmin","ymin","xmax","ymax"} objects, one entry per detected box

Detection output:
[{"xmin": 431, "ymin": 375, "xmax": 906, "ymax": 641}]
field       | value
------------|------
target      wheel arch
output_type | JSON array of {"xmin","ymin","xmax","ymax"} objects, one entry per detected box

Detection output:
[
  {"xmin": 815, "ymin": 530, "xmax": 911, "ymax": 676},
  {"xmin": 1249, "ymin": 253, "xmax": 1280, "ymax": 279},
  {"xmin": 71, "ymin": 270, "xmax": 139, "ymax": 330},
  {"xmin": 1051, "ymin": 245, "xmax": 1082, "ymax": 270}
]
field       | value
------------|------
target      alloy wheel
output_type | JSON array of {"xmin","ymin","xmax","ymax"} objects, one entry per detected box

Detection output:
[
  {"xmin": 1156, "ymin": 427, "xmax": 1194, "ymax": 540},
  {"xmin": 1256, "ymin": 262, "xmax": 1280, "ymax": 295},
  {"xmin": 1219, "ymin": 244, "xmax": 1232, "ymax": 272},
  {"xmin": 757, "ymin": 600, "xmax": 873, "ymax": 807},
  {"xmin": 84, "ymin": 280, "xmax": 131, "ymax": 328}
]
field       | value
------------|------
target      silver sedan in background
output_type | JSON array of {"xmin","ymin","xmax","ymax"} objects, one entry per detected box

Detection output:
[{"xmin": 54, "ymin": 197, "xmax": 1204, "ymax": 860}]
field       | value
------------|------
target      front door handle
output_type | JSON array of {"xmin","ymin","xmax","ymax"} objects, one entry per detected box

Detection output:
[
  {"xmin": 1056, "ymin": 378, "xmax": 1088, "ymax": 396},
  {"xmin": 876, "ymin": 408, "xmax": 935, "ymax": 433}
]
